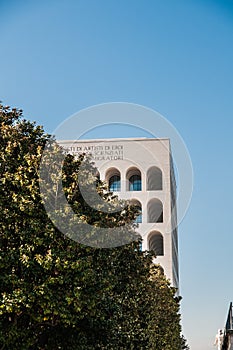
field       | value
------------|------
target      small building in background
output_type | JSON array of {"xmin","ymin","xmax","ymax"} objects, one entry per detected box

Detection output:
[{"xmin": 221, "ymin": 302, "xmax": 233, "ymax": 350}]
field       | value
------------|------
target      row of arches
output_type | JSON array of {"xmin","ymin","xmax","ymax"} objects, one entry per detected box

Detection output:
[
  {"xmin": 130, "ymin": 198, "xmax": 163, "ymax": 224},
  {"xmin": 106, "ymin": 166, "xmax": 162, "ymax": 192}
]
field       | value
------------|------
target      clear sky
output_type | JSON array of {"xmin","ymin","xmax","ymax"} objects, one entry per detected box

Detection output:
[{"xmin": 1, "ymin": 1, "xmax": 233, "ymax": 349}]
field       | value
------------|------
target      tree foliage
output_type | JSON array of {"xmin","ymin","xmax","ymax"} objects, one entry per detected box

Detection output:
[{"xmin": 0, "ymin": 103, "xmax": 187, "ymax": 349}]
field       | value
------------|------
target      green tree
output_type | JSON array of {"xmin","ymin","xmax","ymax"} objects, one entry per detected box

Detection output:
[
  {"xmin": 181, "ymin": 335, "xmax": 190, "ymax": 350},
  {"xmin": 0, "ymin": 103, "xmax": 185, "ymax": 349},
  {"xmin": 147, "ymin": 266, "xmax": 182, "ymax": 350}
]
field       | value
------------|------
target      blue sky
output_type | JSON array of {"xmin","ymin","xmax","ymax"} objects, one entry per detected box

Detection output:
[{"xmin": 1, "ymin": 1, "xmax": 233, "ymax": 349}]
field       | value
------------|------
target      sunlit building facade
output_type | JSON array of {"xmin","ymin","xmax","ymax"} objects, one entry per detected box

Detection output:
[{"xmin": 59, "ymin": 138, "xmax": 179, "ymax": 290}]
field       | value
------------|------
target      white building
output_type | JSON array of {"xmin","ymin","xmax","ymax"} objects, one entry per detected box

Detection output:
[{"xmin": 59, "ymin": 137, "xmax": 179, "ymax": 290}]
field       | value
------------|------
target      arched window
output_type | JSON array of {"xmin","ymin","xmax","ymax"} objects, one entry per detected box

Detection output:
[
  {"xmin": 129, "ymin": 175, "xmax": 141, "ymax": 191},
  {"xmin": 106, "ymin": 168, "xmax": 121, "ymax": 192},
  {"xmin": 130, "ymin": 199, "xmax": 142, "ymax": 224},
  {"xmin": 147, "ymin": 166, "xmax": 162, "ymax": 191},
  {"xmin": 126, "ymin": 167, "xmax": 142, "ymax": 191},
  {"xmin": 147, "ymin": 198, "xmax": 163, "ymax": 223},
  {"xmin": 135, "ymin": 205, "xmax": 142, "ymax": 223},
  {"xmin": 148, "ymin": 231, "xmax": 164, "ymax": 256},
  {"xmin": 109, "ymin": 175, "xmax": 120, "ymax": 191}
]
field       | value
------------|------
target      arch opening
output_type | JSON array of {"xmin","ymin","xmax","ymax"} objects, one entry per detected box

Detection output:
[
  {"xmin": 147, "ymin": 166, "xmax": 162, "ymax": 191},
  {"xmin": 147, "ymin": 198, "xmax": 163, "ymax": 223},
  {"xmin": 106, "ymin": 168, "xmax": 121, "ymax": 192},
  {"xmin": 126, "ymin": 167, "xmax": 142, "ymax": 191},
  {"xmin": 130, "ymin": 199, "xmax": 142, "ymax": 224},
  {"xmin": 148, "ymin": 231, "xmax": 164, "ymax": 256}
]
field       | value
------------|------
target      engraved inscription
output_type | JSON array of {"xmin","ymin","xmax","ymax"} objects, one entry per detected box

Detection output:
[{"xmin": 66, "ymin": 144, "xmax": 124, "ymax": 161}]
